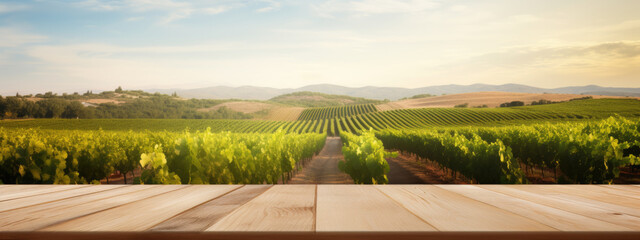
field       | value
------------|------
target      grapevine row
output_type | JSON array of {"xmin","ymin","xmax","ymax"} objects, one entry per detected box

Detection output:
[
  {"xmin": 4, "ymin": 104, "xmax": 627, "ymax": 136},
  {"xmin": 0, "ymin": 99, "xmax": 638, "ymax": 140},
  {"xmin": 297, "ymin": 104, "xmax": 377, "ymax": 121},
  {"xmin": 339, "ymin": 131, "xmax": 396, "ymax": 184},
  {"xmin": 376, "ymin": 130, "xmax": 525, "ymax": 184},
  {"xmin": 376, "ymin": 116, "xmax": 640, "ymax": 184},
  {"xmin": 0, "ymin": 128, "xmax": 325, "ymax": 184}
]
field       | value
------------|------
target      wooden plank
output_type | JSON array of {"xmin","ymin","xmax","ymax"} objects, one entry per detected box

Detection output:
[
  {"xmin": 0, "ymin": 185, "xmax": 85, "ymax": 202},
  {"xmin": 376, "ymin": 185, "xmax": 552, "ymax": 231},
  {"xmin": 0, "ymin": 185, "xmax": 123, "ymax": 212},
  {"xmin": 602, "ymin": 185, "xmax": 640, "ymax": 194},
  {"xmin": 315, "ymin": 185, "xmax": 436, "ymax": 232},
  {"xmin": 520, "ymin": 185, "xmax": 640, "ymax": 217},
  {"xmin": 593, "ymin": 185, "xmax": 640, "ymax": 200},
  {"xmin": 0, "ymin": 184, "xmax": 637, "ymax": 235},
  {"xmin": 480, "ymin": 185, "xmax": 640, "ymax": 230},
  {"xmin": 439, "ymin": 185, "xmax": 632, "ymax": 231},
  {"xmin": 207, "ymin": 185, "xmax": 315, "ymax": 232},
  {"xmin": 4, "ymin": 231, "xmax": 640, "ymax": 240},
  {"xmin": 551, "ymin": 185, "xmax": 640, "ymax": 206},
  {"xmin": 42, "ymin": 185, "xmax": 240, "ymax": 231},
  {"xmin": 152, "ymin": 185, "xmax": 272, "ymax": 231},
  {"xmin": 0, "ymin": 185, "xmax": 183, "ymax": 231}
]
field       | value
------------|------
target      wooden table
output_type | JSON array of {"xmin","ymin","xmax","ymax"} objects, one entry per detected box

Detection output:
[{"xmin": 1, "ymin": 185, "xmax": 639, "ymax": 239}]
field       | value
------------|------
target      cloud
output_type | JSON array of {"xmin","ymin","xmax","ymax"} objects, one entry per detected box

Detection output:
[
  {"xmin": 468, "ymin": 42, "xmax": 640, "ymax": 68},
  {"xmin": 204, "ymin": 6, "xmax": 230, "ymax": 15},
  {"xmin": 74, "ymin": 0, "xmax": 122, "ymax": 11},
  {"xmin": 256, "ymin": 0, "xmax": 281, "ymax": 13},
  {"xmin": 314, "ymin": 0, "xmax": 440, "ymax": 17},
  {"xmin": 0, "ymin": 28, "xmax": 48, "ymax": 47},
  {"xmin": 75, "ymin": 0, "xmax": 236, "ymax": 23},
  {"xmin": 17, "ymin": 42, "xmax": 334, "ymax": 91},
  {"xmin": 75, "ymin": 0, "xmax": 188, "ymax": 12},
  {"xmin": 0, "ymin": 2, "xmax": 28, "ymax": 14},
  {"xmin": 427, "ymin": 41, "xmax": 640, "ymax": 87},
  {"xmin": 161, "ymin": 8, "xmax": 193, "ymax": 24}
]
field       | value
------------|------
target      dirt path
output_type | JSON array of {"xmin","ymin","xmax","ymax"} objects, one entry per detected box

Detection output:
[
  {"xmin": 387, "ymin": 154, "xmax": 469, "ymax": 184},
  {"xmin": 289, "ymin": 137, "xmax": 353, "ymax": 184},
  {"xmin": 387, "ymin": 157, "xmax": 431, "ymax": 184},
  {"xmin": 101, "ymin": 140, "xmax": 473, "ymax": 185},
  {"xmin": 100, "ymin": 168, "xmax": 141, "ymax": 184}
]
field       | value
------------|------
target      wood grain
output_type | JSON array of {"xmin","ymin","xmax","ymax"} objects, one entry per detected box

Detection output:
[
  {"xmin": 207, "ymin": 185, "xmax": 315, "ymax": 232},
  {"xmin": 0, "ymin": 185, "xmax": 84, "ymax": 202},
  {"xmin": 0, "ymin": 185, "xmax": 638, "ymax": 234},
  {"xmin": 480, "ymin": 185, "xmax": 640, "ymax": 230},
  {"xmin": 440, "ymin": 185, "xmax": 632, "ymax": 231},
  {"xmin": 551, "ymin": 185, "xmax": 640, "ymax": 207},
  {"xmin": 152, "ymin": 185, "xmax": 272, "ymax": 231},
  {"xmin": 592, "ymin": 185, "xmax": 640, "ymax": 200},
  {"xmin": 376, "ymin": 185, "xmax": 552, "ymax": 231},
  {"xmin": 519, "ymin": 185, "xmax": 640, "ymax": 217},
  {"xmin": 0, "ymin": 185, "xmax": 181, "ymax": 231},
  {"xmin": 0, "ymin": 185, "xmax": 123, "ymax": 212},
  {"xmin": 41, "ymin": 185, "xmax": 239, "ymax": 231},
  {"xmin": 601, "ymin": 185, "xmax": 640, "ymax": 194},
  {"xmin": 315, "ymin": 185, "xmax": 436, "ymax": 232},
  {"xmin": 4, "ymin": 231, "xmax": 640, "ymax": 240}
]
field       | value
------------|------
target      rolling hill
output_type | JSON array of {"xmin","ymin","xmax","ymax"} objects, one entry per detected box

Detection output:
[
  {"xmin": 376, "ymin": 92, "xmax": 640, "ymax": 110},
  {"xmin": 149, "ymin": 84, "xmax": 640, "ymax": 100},
  {"xmin": 268, "ymin": 91, "xmax": 383, "ymax": 107}
]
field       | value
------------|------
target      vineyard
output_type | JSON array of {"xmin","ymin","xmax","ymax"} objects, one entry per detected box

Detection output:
[
  {"xmin": 376, "ymin": 116, "xmax": 640, "ymax": 184},
  {"xmin": 4, "ymin": 2, "xmax": 640, "ymax": 236},
  {"xmin": 297, "ymin": 104, "xmax": 378, "ymax": 121},
  {"xmin": 0, "ymin": 109, "xmax": 571, "ymax": 136},
  {"xmin": 0, "ymin": 98, "xmax": 639, "ymax": 185},
  {"xmin": 0, "ymin": 128, "xmax": 325, "ymax": 184},
  {"xmin": 339, "ymin": 131, "xmax": 396, "ymax": 184},
  {"xmin": 2, "ymin": 99, "xmax": 638, "ymax": 137}
]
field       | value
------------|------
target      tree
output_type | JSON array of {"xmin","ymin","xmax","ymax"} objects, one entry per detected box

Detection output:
[
  {"xmin": 22, "ymin": 101, "xmax": 42, "ymax": 118},
  {"xmin": 531, "ymin": 99, "xmax": 554, "ymax": 105},
  {"xmin": 3, "ymin": 97, "xmax": 25, "ymax": 118},
  {"xmin": 62, "ymin": 101, "xmax": 85, "ymax": 119},
  {"xmin": 115, "ymin": 86, "xmax": 123, "ymax": 93},
  {"xmin": 500, "ymin": 101, "xmax": 525, "ymax": 107},
  {"xmin": 454, "ymin": 103, "xmax": 469, "ymax": 108},
  {"xmin": 0, "ymin": 97, "xmax": 6, "ymax": 119},
  {"xmin": 38, "ymin": 99, "xmax": 66, "ymax": 118}
]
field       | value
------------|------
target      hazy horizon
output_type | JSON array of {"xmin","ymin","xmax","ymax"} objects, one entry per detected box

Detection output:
[
  {"xmin": 5, "ymin": 82, "xmax": 640, "ymax": 98},
  {"xmin": 1, "ymin": 0, "xmax": 640, "ymax": 95}
]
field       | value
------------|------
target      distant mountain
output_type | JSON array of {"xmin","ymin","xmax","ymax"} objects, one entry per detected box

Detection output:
[
  {"xmin": 148, "ymin": 86, "xmax": 290, "ymax": 100},
  {"xmin": 149, "ymin": 84, "xmax": 640, "ymax": 101},
  {"xmin": 269, "ymin": 91, "xmax": 383, "ymax": 107}
]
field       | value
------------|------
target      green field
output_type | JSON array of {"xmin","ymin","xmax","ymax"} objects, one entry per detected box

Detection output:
[
  {"xmin": 3, "ymin": 99, "xmax": 639, "ymax": 136},
  {"xmin": 298, "ymin": 104, "xmax": 377, "ymax": 121}
]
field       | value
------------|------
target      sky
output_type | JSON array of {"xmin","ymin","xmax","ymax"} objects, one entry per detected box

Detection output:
[{"xmin": 1, "ymin": 0, "xmax": 640, "ymax": 95}]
